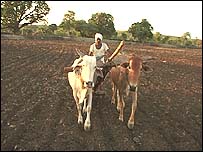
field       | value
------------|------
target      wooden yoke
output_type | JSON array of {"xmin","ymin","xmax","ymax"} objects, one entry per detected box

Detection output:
[{"xmin": 107, "ymin": 41, "xmax": 124, "ymax": 62}]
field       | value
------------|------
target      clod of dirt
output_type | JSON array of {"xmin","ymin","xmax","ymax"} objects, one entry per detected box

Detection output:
[{"xmin": 133, "ymin": 137, "xmax": 140, "ymax": 143}]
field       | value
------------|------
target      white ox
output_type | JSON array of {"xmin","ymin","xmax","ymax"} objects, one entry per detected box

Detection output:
[{"xmin": 65, "ymin": 54, "xmax": 103, "ymax": 131}]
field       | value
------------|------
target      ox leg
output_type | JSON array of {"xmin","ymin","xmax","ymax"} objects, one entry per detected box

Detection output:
[
  {"xmin": 84, "ymin": 91, "xmax": 92, "ymax": 131},
  {"xmin": 118, "ymin": 90, "xmax": 125, "ymax": 122},
  {"xmin": 117, "ymin": 90, "xmax": 121, "ymax": 112},
  {"xmin": 73, "ymin": 92, "xmax": 83, "ymax": 124},
  {"xmin": 83, "ymin": 98, "xmax": 87, "ymax": 113},
  {"xmin": 128, "ymin": 87, "xmax": 138, "ymax": 129},
  {"xmin": 111, "ymin": 82, "xmax": 116, "ymax": 104},
  {"xmin": 126, "ymin": 85, "xmax": 130, "ymax": 96}
]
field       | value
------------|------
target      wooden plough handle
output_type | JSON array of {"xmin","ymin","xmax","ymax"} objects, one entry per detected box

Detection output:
[{"xmin": 107, "ymin": 40, "xmax": 124, "ymax": 62}]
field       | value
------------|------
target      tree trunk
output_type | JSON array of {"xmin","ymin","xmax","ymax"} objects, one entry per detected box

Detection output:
[{"xmin": 13, "ymin": 23, "xmax": 20, "ymax": 34}]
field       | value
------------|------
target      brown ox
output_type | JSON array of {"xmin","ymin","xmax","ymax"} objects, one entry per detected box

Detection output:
[{"xmin": 109, "ymin": 54, "xmax": 151, "ymax": 129}]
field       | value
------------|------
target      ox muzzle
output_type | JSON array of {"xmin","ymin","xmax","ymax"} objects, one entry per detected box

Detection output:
[
  {"xmin": 84, "ymin": 81, "xmax": 94, "ymax": 88},
  {"xmin": 129, "ymin": 85, "xmax": 137, "ymax": 92}
]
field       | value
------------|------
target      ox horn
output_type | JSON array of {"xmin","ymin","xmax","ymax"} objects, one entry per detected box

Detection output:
[{"xmin": 75, "ymin": 48, "xmax": 85, "ymax": 57}]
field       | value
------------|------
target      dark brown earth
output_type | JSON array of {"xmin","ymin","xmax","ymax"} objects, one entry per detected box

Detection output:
[{"xmin": 1, "ymin": 39, "xmax": 202, "ymax": 151}]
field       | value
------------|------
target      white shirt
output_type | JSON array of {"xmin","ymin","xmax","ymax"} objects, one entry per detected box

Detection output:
[{"xmin": 89, "ymin": 43, "xmax": 109, "ymax": 63}]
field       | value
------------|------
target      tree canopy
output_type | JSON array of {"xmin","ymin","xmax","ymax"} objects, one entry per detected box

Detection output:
[
  {"xmin": 88, "ymin": 12, "xmax": 116, "ymax": 39},
  {"xmin": 59, "ymin": 10, "xmax": 76, "ymax": 31},
  {"xmin": 1, "ymin": 1, "xmax": 50, "ymax": 34},
  {"xmin": 128, "ymin": 19, "xmax": 153, "ymax": 43},
  {"xmin": 74, "ymin": 20, "xmax": 98, "ymax": 37}
]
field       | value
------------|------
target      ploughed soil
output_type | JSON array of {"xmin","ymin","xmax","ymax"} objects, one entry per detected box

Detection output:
[{"xmin": 1, "ymin": 39, "xmax": 202, "ymax": 151}]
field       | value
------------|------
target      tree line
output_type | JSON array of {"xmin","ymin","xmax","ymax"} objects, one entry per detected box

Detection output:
[{"xmin": 1, "ymin": 1, "xmax": 201, "ymax": 48}]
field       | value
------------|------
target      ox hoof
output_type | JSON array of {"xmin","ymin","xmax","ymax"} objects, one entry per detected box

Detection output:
[
  {"xmin": 111, "ymin": 99, "xmax": 115, "ymax": 104},
  {"xmin": 119, "ymin": 116, "xmax": 124, "ymax": 122},
  {"xmin": 78, "ymin": 117, "xmax": 83, "ymax": 124},
  {"xmin": 127, "ymin": 122, "xmax": 134, "ymax": 129},
  {"xmin": 84, "ymin": 124, "xmax": 91, "ymax": 131},
  {"xmin": 117, "ymin": 106, "xmax": 121, "ymax": 112}
]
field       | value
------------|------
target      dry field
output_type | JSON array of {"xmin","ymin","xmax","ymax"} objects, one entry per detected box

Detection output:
[{"xmin": 1, "ymin": 38, "xmax": 202, "ymax": 151}]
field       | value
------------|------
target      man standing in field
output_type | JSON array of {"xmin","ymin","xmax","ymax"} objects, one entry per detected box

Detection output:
[
  {"xmin": 89, "ymin": 33, "xmax": 110, "ymax": 63},
  {"xmin": 89, "ymin": 33, "xmax": 111, "ymax": 95}
]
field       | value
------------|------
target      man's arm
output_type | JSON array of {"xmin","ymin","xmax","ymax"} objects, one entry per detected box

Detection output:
[{"xmin": 89, "ymin": 44, "xmax": 94, "ymax": 56}]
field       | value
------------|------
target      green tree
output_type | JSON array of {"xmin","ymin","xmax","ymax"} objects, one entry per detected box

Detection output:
[
  {"xmin": 88, "ymin": 12, "xmax": 116, "ymax": 39},
  {"xmin": 181, "ymin": 32, "xmax": 192, "ymax": 47},
  {"xmin": 86, "ymin": 23, "xmax": 99, "ymax": 38},
  {"xmin": 48, "ymin": 24, "xmax": 57, "ymax": 34},
  {"xmin": 153, "ymin": 32, "xmax": 162, "ymax": 42},
  {"xmin": 128, "ymin": 19, "xmax": 153, "ymax": 43},
  {"xmin": 21, "ymin": 25, "xmax": 37, "ymax": 36},
  {"xmin": 168, "ymin": 37, "xmax": 178, "ymax": 45},
  {"xmin": 1, "ymin": 1, "xmax": 50, "ymax": 34},
  {"xmin": 182, "ymin": 32, "xmax": 191, "ymax": 39},
  {"xmin": 121, "ymin": 32, "xmax": 127, "ymax": 40},
  {"xmin": 161, "ymin": 35, "xmax": 169, "ymax": 44},
  {"xmin": 75, "ymin": 20, "xmax": 89, "ymax": 37},
  {"xmin": 117, "ymin": 31, "xmax": 128, "ymax": 40},
  {"xmin": 192, "ymin": 37, "xmax": 201, "ymax": 48},
  {"xmin": 55, "ymin": 27, "xmax": 67, "ymax": 36},
  {"xmin": 59, "ymin": 10, "xmax": 76, "ymax": 35},
  {"xmin": 75, "ymin": 20, "xmax": 99, "ymax": 37},
  {"xmin": 35, "ymin": 25, "xmax": 49, "ymax": 36}
]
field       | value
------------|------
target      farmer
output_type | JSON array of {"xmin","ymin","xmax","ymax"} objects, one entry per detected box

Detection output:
[
  {"xmin": 89, "ymin": 33, "xmax": 110, "ymax": 63},
  {"xmin": 89, "ymin": 33, "xmax": 111, "ymax": 94}
]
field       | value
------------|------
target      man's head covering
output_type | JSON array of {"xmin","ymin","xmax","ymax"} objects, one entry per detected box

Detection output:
[{"xmin": 95, "ymin": 33, "xmax": 103, "ymax": 42}]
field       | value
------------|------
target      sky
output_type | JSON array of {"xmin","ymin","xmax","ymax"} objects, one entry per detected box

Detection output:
[{"xmin": 45, "ymin": 1, "xmax": 202, "ymax": 39}]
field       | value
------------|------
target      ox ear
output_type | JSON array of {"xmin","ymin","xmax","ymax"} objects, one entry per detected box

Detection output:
[
  {"xmin": 142, "ymin": 64, "xmax": 153, "ymax": 73},
  {"xmin": 120, "ymin": 62, "xmax": 129, "ymax": 68},
  {"xmin": 95, "ymin": 68, "xmax": 104, "ymax": 78}
]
